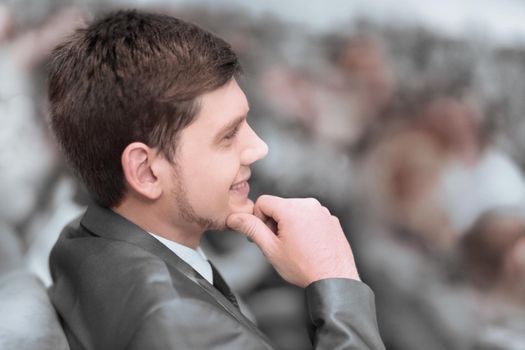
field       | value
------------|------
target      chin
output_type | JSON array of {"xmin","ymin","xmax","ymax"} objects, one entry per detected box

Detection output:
[
  {"xmin": 215, "ymin": 199, "xmax": 254, "ymax": 230},
  {"xmin": 231, "ymin": 198, "xmax": 255, "ymax": 214}
]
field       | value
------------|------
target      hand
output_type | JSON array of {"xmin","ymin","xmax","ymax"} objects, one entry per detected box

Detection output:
[{"xmin": 226, "ymin": 195, "xmax": 360, "ymax": 288}]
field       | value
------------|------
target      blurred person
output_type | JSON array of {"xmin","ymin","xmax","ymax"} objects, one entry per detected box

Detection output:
[
  {"xmin": 500, "ymin": 236, "xmax": 525, "ymax": 303},
  {"xmin": 47, "ymin": 10, "xmax": 384, "ymax": 350},
  {"xmin": 0, "ymin": 266, "xmax": 70, "ymax": 350},
  {"xmin": 419, "ymin": 97, "xmax": 482, "ymax": 166},
  {"xmin": 0, "ymin": 2, "xmax": 87, "ymax": 285},
  {"xmin": 0, "ymin": 4, "xmax": 57, "ymax": 234},
  {"xmin": 260, "ymin": 65, "xmax": 372, "ymax": 149},
  {"xmin": 460, "ymin": 208, "xmax": 525, "ymax": 303},
  {"xmin": 260, "ymin": 67, "xmax": 319, "ymax": 129},
  {"xmin": 352, "ymin": 115, "xmax": 486, "ymax": 349},
  {"xmin": 440, "ymin": 145, "xmax": 525, "ymax": 234},
  {"xmin": 331, "ymin": 24, "xmax": 525, "ymax": 350},
  {"xmin": 358, "ymin": 124, "xmax": 455, "ymax": 253},
  {"xmin": 328, "ymin": 35, "xmax": 396, "ymax": 154},
  {"xmin": 0, "ymin": 3, "xmax": 86, "ymax": 249},
  {"xmin": 333, "ymin": 36, "xmax": 394, "ymax": 121},
  {"xmin": 364, "ymin": 95, "xmax": 525, "ymax": 242},
  {"xmin": 256, "ymin": 31, "xmax": 395, "ymax": 150},
  {"xmin": 422, "ymin": 97, "xmax": 525, "ymax": 233},
  {"xmin": 360, "ymin": 94, "xmax": 525, "ymax": 252},
  {"xmin": 501, "ymin": 236, "xmax": 525, "ymax": 308},
  {"xmin": 456, "ymin": 208, "xmax": 525, "ymax": 348},
  {"xmin": 0, "ymin": 6, "xmax": 88, "ymax": 350}
]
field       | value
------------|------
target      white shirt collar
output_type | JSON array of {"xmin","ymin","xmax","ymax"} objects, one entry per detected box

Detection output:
[{"xmin": 148, "ymin": 232, "xmax": 213, "ymax": 284}]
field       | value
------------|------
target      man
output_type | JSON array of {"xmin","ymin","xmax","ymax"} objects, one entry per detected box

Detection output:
[{"xmin": 47, "ymin": 10, "xmax": 384, "ymax": 349}]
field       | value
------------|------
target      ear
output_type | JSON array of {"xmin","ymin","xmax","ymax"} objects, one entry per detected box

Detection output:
[{"xmin": 121, "ymin": 142, "xmax": 162, "ymax": 201}]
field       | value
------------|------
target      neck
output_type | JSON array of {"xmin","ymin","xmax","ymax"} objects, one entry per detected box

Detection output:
[{"xmin": 112, "ymin": 198, "xmax": 204, "ymax": 249}]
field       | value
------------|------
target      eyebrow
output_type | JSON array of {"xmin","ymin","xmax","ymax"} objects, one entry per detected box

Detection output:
[{"xmin": 213, "ymin": 114, "xmax": 247, "ymax": 143}]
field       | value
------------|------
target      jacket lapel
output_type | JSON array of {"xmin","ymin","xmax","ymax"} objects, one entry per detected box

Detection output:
[{"xmin": 80, "ymin": 204, "xmax": 273, "ymax": 347}]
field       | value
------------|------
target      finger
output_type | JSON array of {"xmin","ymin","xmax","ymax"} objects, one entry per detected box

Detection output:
[
  {"xmin": 253, "ymin": 204, "xmax": 268, "ymax": 222},
  {"xmin": 254, "ymin": 195, "xmax": 288, "ymax": 223},
  {"xmin": 253, "ymin": 204, "xmax": 278, "ymax": 234},
  {"xmin": 226, "ymin": 213, "xmax": 278, "ymax": 252}
]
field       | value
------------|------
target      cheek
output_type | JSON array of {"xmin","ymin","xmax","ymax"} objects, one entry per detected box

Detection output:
[{"xmin": 184, "ymin": 154, "xmax": 239, "ymax": 209}]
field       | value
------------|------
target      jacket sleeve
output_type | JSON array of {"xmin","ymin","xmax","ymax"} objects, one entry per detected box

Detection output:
[{"xmin": 305, "ymin": 278, "xmax": 385, "ymax": 350}]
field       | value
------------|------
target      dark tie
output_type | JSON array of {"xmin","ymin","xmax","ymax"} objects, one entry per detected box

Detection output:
[{"xmin": 209, "ymin": 262, "xmax": 240, "ymax": 309}]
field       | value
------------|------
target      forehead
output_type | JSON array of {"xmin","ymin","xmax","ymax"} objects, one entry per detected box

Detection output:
[{"xmin": 192, "ymin": 79, "xmax": 249, "ymax": 129}]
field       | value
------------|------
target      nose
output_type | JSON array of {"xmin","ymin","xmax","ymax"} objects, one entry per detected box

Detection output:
[{"xmin": 240, "ymin": 124, "xmax": 268, "ymax": 165}]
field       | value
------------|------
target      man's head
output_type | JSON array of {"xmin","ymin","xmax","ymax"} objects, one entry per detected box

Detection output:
[{"xmin": 48, "ymin": 10, "xmax": 268, "ymax": 233}]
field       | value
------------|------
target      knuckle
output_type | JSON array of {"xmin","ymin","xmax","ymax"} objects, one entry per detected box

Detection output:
[
  {"xmin": 245, "ymin": 221, "xmax": 259, "ymax": 239},
  {"xmin": 255, "ymin": 195, "xmax": 270, "ymax": 205},
  {"xmin": 245, "ymin": 231, "xmax": 256, "ymax": 243},
  {"xmin": 305, "ymin": 197, "xmax": 321, "ymax": 207}
]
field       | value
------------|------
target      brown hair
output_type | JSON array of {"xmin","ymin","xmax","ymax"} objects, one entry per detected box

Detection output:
[{"xmin": 48, "ymin": 10, "xmax": 241, "ymax": 208}]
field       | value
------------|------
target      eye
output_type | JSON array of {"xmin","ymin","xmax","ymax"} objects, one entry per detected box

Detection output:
[{"xmin": 224, "ymin": 126, "xmax": 240, "ymax": 141}]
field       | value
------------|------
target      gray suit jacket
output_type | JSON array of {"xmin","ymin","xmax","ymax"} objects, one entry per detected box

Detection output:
[{"xmin": 49, "ymin": 204, "xmax": 385, "ymax": 349}]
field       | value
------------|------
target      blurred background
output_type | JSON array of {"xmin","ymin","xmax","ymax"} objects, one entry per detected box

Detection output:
[{"xmin": 2, "ymin": 0, "xmax": 525, "ymax": 349}]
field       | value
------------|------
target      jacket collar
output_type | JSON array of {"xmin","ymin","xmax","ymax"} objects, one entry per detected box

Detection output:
[
  {"xmin": 80, "ymin": 203, "xmax": 273, "ymax": 347},
  {"xmin": 80, "ymin": 203, "xmax": 200, "ymax": 280}
]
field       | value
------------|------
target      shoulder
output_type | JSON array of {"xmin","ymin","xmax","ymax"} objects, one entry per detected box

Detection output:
[
  {"xmin": 49, "ymin": 217, "xmax": 181, "ymax": 349},
  {"xmin": 50, "ymin": 216, "xmax": 171, "ymax": 285},
  {"xmin": 50, "ymin": 215, "xmax": 177, "ymax": 305}
]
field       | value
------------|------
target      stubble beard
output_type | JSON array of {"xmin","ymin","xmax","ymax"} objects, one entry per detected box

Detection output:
[{"xmin": 171, "ymin": 166, "xmax": 225, "ymax": 231}]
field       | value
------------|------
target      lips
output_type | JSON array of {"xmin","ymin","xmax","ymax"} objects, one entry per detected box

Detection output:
[
  {"xmin": 230, "ymin": 168, "xmax": 252, "ymax": 197},
  {"xmin": 230, "ymin": 169, "xmax": 251, "ymax": 189},
  {"xmin": 230, "ymin": 180, "xmax": 250, "ymax": 197},
  {"xmin": 230, "ymin": 170, "xmax": 251, "ymax": 197},
  {"xmin": 230, "ymin": 181, "xmax": 248, "ymax": 191}
]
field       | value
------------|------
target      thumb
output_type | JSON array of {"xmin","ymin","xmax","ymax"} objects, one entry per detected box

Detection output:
[{"xmin": 227, "ymin": 213, "xmax": 277, "ymax": 250}]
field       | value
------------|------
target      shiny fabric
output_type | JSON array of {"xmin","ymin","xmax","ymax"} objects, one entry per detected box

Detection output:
[{"xmin": 48, "ymin": 203, "xmax": 385, "ymax": 349}]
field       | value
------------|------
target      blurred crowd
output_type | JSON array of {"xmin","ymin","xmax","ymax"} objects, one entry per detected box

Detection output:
[{"xmin": 1, "ymin": 2, "xmax": 525, "ymax": 350}]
